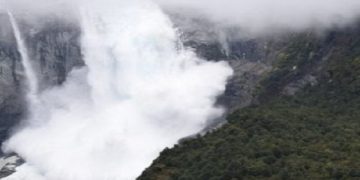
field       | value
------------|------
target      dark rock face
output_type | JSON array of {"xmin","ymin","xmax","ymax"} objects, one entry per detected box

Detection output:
[
  {"xmin": 0, "ymin": 12, "xmax": 83, "ymax": 145},
  {"xmin": 0, "ymin": 13, "xmax": 25, "ymax": 144},
  {"xmin": 170, "ymin": 14, "xmax": 273, "ymax": 110},
  {"xmin": 0, "ymin": 154, "xmax": 24, "ymax": 178},
  {"xmin": 23, "ymin": 19, "xmax": 83, "ymax": 88}
]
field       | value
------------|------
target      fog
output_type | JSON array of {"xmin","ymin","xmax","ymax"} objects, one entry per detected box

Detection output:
[
  {"xmin": 4, "ymin": 0, "xmax": 360, "ymax": 34},
  {"xmin": 4, "ymin": 0, "xmax": 360, "ymax": 47},
  {"xmin": 156, "ymin": 0, "xmax": 360, "ymax": 36}
]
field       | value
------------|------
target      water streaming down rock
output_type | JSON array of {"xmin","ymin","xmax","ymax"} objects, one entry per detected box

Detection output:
[
  {"xmin": 7, "ymin": 11, "xmax": 38, "ymax": 99},
  {"xmin": 3, "ymin": 1, "xmax": 232, "ymax": 179}
]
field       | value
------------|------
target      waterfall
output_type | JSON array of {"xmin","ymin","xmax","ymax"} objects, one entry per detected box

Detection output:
[
  {"xmin": 7, "ymin": 11, "xmax": 38, "ymax": 98},
  {"xmin": 3, "ymin": 1, "xmax": 233, "ymax": 179}
]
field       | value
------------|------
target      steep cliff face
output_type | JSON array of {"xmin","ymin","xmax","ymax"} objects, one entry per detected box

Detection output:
[
  {"xmin": 171, "ymin": 14, "xmax": 274, "ymax": 111},
  {"xmin": 0, "ymin": 13, "xmax": 82, "ymax": 144},
  {"xmin": 0, "ymin": 13, "xmax": 25, "ymax": 143},
  {"xmin": 23, "ymin": 18, "xmax": 83, "ymax": 88}
]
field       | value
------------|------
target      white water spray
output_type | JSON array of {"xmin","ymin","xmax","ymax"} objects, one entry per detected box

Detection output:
[
  {"xmin": 3, "ymin": 0, "xmax": 232, "ymax": 179},
  {"xmin": 7, "ymin": 11, "xmax": 38, "ymax": 98}
]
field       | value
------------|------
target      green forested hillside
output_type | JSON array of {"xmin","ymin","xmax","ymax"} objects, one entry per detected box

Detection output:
[{"xmin": 138, "ymin": 27, "xmax": 360, "ymax": 180}]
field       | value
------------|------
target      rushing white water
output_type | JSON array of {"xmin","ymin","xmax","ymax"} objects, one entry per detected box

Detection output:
[
  {"xmin": 7, "ymin": 11, "xmax": 38, "ymax": 98},
  {"xmin": 3, "ymin": 0, "xmax": 233, "ymax": 179}
]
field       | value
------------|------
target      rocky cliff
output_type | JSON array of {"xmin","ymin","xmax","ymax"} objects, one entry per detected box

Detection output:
[
  {"xmin": 0, "ymin": 13, "xmax": 25, "ymax": 144},
  {"xmin": 0, "ymin": 12, "xmax": 82, "ymax": 146}
]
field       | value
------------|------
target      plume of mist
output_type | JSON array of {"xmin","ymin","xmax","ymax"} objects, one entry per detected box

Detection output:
[{"xmin": 2, "ymin": 0, "xmax": 232, "ymax": 179}]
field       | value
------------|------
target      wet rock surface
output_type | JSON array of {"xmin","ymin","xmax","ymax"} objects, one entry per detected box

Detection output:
[
  {"xmin": 0, "ymin": 13, "xmax": 83, "ymax": 145},
  {"xmin": 0, "ymin": 154, "xmax": 23, "ymax": 178}
]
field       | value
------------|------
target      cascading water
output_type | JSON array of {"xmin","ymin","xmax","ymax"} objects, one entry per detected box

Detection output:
[
  {"xmin": 3, "ymin": 0, "xmax": 233, "ymax": 179},
  {"xmin": 7, "ymin": 11, "xmax": 38, "ymax": 99}
]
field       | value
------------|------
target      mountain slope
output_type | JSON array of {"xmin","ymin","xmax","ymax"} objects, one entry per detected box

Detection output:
[{"xmin": 138, "ymin": 25, "xmax": 360, "ymax": 180}]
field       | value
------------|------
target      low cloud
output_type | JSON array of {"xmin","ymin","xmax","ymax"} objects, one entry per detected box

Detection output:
[{"xmin": 156, "ymin": 0, "xmax": 360, "ymax": 36}]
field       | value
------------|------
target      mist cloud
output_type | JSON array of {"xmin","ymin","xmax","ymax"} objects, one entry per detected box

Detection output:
[
  {"xmin": 155, "ymin": 0, "xmax": 360, "ymax": 36},
  {"xmin": 4, "ymin": 0, "xmax": 360, "ymax": 35}
]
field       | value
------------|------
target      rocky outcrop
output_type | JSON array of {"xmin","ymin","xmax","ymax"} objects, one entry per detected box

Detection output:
[{"xmin": 0, "ymin": 154, "xmax": 23, "ymax": 178}]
